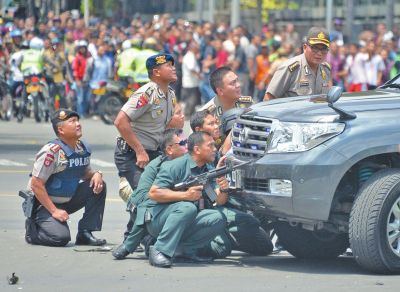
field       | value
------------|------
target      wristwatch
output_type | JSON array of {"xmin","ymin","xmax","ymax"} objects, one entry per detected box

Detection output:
[{"xmin": 95, "ymin": 170, "xmax": 103, "ymax": 177}]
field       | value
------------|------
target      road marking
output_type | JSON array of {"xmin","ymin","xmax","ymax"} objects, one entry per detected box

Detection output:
[
  {"xmin": 0, "ymin": 159, "xmax": 28, "ymax": 166},
  {"xmin": 0, "ymin": 193, "xmax": 122, "ymax": 202},
  {"xmin": 90, "ymin": 159, "xmax": 116, "ymax": 168}
]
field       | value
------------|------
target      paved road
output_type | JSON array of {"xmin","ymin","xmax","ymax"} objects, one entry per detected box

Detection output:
[{"xmin": 0, "ymin": 118, "xmax": 399, "ymax": 292}]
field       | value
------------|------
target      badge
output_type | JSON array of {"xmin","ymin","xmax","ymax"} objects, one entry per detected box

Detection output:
[
  {"xmin": 304, "ymin": 66, "xmax": 310, "ymax": 76},
  {"xmin": 217, "ymin": 106, "xmax": 223, "ymax": 116},
  {"xmin": 44, "ymin": 153, "xmax": 54, "ymax": 167},
  {"xmin": 50, "ymin": 144, "xmax": 61, "ymax": 153},
  {"xmin": 321, "ymin": 68, "xmax": 326, "ymax": 80},
  {"xmin": 288, "ymin": 61, "xmax": 299, "ymax": 72},
  {"xmin": 59, "ymin": 111, "xmax": 67, "ymax": 120},
  {"xmin": 155, "ymin": 55, "xmax": 167, "ymax": 65},
  {"xmin": 59, "ymin": 150, "xmax": 66, "ymax": 161},
  {"xmin": 299, "ymin": 80, "xmax": 310, "ymax": 87},
  {"xmin": 135, "ymin": 94, "xmax": 149, "ymax": 108},
  {"xmin": 171, "ymin": 96, "xmax": 177, "ymax": 106},
  {"xmin": 153, "ymin": 97, "xmax": 161, "ymax": 105}
]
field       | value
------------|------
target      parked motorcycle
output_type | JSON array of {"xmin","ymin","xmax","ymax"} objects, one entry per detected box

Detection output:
[{"xmin": 99, "ymin": 77, "xmax": 142, "ymax": 125}]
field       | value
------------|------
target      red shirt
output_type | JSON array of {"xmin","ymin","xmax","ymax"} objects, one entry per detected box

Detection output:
[{"xmin": 72, "ymin": 53, "xmax": 88, "ymax": 81}]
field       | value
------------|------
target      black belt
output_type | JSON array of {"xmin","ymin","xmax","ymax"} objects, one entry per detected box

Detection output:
[{"xmin": 116, "ymin": 137, "xmax": 160, "ymax": 155}]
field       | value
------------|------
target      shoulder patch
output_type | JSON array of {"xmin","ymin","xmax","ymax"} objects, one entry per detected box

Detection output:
[
  {"xmin": 238, "ymin": 96, "xmax": 253, "ymax": 103},
  {"xmin": 49, "ymin": 144, "xmax": 61, "ymax": 153},
  {"xmin": 322, "ymin": 62, "xmax": 331, "ymax": 70},
  {"xmin": 206, "ymin": 104, "xmax": 216, "ymax": 114},
  {"xmin": 288, "ymin": 61, "xmax": 300, "ymax": 72}
]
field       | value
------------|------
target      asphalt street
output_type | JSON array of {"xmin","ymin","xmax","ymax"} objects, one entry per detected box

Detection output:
[{"xmin": 0, "ymin": 117, "xmax": 399, "ymax": 292}]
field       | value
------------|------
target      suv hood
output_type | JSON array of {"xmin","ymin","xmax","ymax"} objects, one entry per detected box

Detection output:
[{"xmin": 247, "ymin": 90, "xmax": 400, "ymax": 122}]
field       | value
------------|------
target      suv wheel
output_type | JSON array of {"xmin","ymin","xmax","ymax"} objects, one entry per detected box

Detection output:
[
  {"xmin": 274, "ymin": 221, "xmax": 348, "ymax": 259},
  {"xmin": 349, "ymin": 169, "xmax": 400, "ymax": 274}
]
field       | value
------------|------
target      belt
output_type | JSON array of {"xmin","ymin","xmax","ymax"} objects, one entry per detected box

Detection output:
[{"xmin": 116, "ymin": 137, "xmax": 160, "ymax": 155}]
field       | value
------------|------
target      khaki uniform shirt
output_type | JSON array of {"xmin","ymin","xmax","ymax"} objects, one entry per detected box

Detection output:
[
  {"xmin": 199, "ymin": 95, "xmax": 253, "ymax": 147},
  {"xmin": 266, "ymin": 53, "xmax": 331, "ymax": 98},
  {"xmin": 121, "ymin": 81, "xmax": 176, "ymax": 151},
  {"xmin": 27, "ymin": 141, "xmax": 92, "ymax": 203},
  {"xmin": 199, "ymin": 95, "xmax": 253, "ymax": 121}
]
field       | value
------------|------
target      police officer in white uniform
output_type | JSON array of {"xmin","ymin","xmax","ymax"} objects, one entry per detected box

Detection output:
[{"xmin": 264, "ymin": 27, "xmax": 332, "ymax": 100}]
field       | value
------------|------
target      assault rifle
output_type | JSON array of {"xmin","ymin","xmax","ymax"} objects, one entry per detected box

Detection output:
[{"xmin": 173, "ymin": 160, "xmax": 252, "ymax": 204}]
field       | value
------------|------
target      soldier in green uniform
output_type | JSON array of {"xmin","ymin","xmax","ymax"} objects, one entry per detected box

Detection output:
[
  {"xmin": 146, "ymin": 131, "xmax": 229, "ymax": 267},
  {"xmin": 190, "ymin": 111, "xmax": 273, "ymax": 258},
  {"xmin": 264, "ymin": 27, "xmax": 332, "ymax": 100},
  {"xmin": 112, "ymin": 128, "xmax": 188, "ymax": 260}
]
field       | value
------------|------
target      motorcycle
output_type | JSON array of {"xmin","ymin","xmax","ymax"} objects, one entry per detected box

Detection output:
[
  {"xmin": 21, "ymin": 69, "xmax": 51, "ymax": 123},
  {"xmin": 99, "ymin": 77, "xmax": 142, "ymax": 125},
  {"xmin": 0, "ymin": 77, "xmax": 12, "ymax": 121}
]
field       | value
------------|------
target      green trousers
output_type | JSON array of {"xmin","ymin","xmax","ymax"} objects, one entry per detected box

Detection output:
[
  {"xmin": 146, "ymin": 201, "xmax": 226, "ymax": 257},
  {"xmin": 200, "ymin": 206, "xmax": 273, "ymax": 258}
]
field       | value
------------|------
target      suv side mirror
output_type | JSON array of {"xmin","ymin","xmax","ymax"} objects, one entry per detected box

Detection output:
[{"xmin": 327, "ymin": 86, "xmax": 343, "ymax": 105}]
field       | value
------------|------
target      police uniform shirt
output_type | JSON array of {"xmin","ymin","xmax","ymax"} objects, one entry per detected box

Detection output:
[
  {"xmin": 266, "ymin": 53, "xmax": 331, "ymax": 98},
  {"xmin": 199, "ymin": 95, "xmax": 253, "ymax": 121},
  {"xmin": 27, "ymin": 141, "xmax": 91, "ymax": 203},
  {"xmin": 121, "ymin": 81, "xmax": 176, "ymax": 151}
]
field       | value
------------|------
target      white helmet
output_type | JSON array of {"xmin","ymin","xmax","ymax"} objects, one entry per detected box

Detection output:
[
  {"xmin": 29, "ymin": 37, "xmax": 44, "ymax": 50},
  {"xmin": 77, "ymin": 39, "xmax": 88, "ymax": 47},
  {"xmin": 122, "ymin": 40, "xmax": 132, "ymax": 50}
]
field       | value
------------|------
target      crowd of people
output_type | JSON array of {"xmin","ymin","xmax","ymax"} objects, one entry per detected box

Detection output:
[{"xmin": 1, "ymin": 10, "xmax": 400, "ymax": 121}]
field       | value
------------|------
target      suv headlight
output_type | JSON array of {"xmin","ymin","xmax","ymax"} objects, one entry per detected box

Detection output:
[{"xmin": 266, "ymin": 121, "xmax": 345, "ymax": 153}]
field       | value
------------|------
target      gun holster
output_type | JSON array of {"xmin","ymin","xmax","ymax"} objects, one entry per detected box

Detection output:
[
  {"xmin": 117, "ymin": 137, "xmax": 132, "ymax": 154},
  {"xmin": 19, "ymin": 190, "xmax": 35, "ymax": 218}
]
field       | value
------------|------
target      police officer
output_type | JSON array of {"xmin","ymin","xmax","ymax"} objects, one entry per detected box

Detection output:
[
  {"xmin": 23, "ymin": 109, "xmax": 107, "ymax": 247},
  {"xmin": 199, "ymin": 66, "xmax": 253, "ymax": 121},
  {"xmin": 112, "ymin": 128, "xmax": 188, "ymax": 260},
  {"xmin": 146, "ymin": 131, "xmax": 229, "ymax": 267},
  {"xmin": 264, "ymin": 27, "xmax": 332, "ymax": 100},
  {"xmin": 199, "ymin": 66, "xmax": 253, "ymax": 154},
  {"xmin": 114, "ymin": 53, "xmax": 177, "ymax": 193},
  {"xmin": 190, "ymin": 111, "xmax": 273, "ymax": 258}
]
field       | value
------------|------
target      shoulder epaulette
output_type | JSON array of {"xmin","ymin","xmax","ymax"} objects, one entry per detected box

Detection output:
[
  {"xmin": 239, "ymin": 96, "xmax": 253, "ymax": 103},
  {"xmin": 206, "ymin": 104, "xmax": 216, "ymax": 114},
  {"xmin": 288, "ymin": 61, "xmax": 300, "ymax": 72},
  {"xmin": 322, "ymin": 62, "xmax": 331, "ymax": 70},
  {"xmin": 49, "ymin": 144, "xmax": 61, "ymax": 153}
]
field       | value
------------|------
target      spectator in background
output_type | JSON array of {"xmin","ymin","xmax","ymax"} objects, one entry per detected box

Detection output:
[
  {"xmin": 232, "ymin": 35, "xmax": 249, "ymax": 96},
  {"xmin": 199, "ymin": 34, "xmax": 217, "ymax": 102},
  {"xmin": 326, "ymin": 41, "xmax": 346, "ymax": 90},
  {"xmin": 282, "ymin": 23, "xmax": 300, "ymax": 49},
  {"xmin": 330, "ymin": 18, "xmax": 345, "ymax": 46},
  {"xmin": 345, "ymin": 43, "xmax": 367, "ymax": 92},
  {"xmin": 86, "ymin": 44, "xmax": 113, "ymax": 114},
  {"xmin": 181, "ymin": 41, "xmax": 201, "ymax": 118},
  {"xmin": 254, "ymin": 43, "xmax": 270, "ymax": 102},
  {"xmin": 246, "ymin": 34, "xmax": 261, "ymax": 98},
  {"xmin": 380, "ymin": 48, "xmax": 393, "ymax": 84},
  {"xmin": 72, "ymin": 40, "xmax": 91, "ymax": 116},
  {"xmin": 364, "ymin": 41, "xmax": 385, "ymax": 90}
]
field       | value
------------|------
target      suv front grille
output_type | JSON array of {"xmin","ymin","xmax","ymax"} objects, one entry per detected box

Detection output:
[
  {"xmin": 231, "ymin": 115, "xmax": 272, "ymax": 158},
  {"xmin": 243, "ymin": 178, "xmax": 269, "ymax": 192}
]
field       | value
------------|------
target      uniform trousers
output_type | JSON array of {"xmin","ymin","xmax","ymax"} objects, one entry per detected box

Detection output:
[
  {"xmin": 200, "ymin": 206, "xmax": 273, "ymax": 258},
  {"xmin": 25, "ymin": 180, "xmax": 106, "ymax": 247},
  {"xmin": 146, "ymin": 201, "xmax": 226, "ymax": 258}
]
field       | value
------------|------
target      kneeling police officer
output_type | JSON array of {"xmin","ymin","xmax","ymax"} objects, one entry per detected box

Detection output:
[{"xmin": 22, "ymin": 109, "xmax": 107, "ymax": 247}]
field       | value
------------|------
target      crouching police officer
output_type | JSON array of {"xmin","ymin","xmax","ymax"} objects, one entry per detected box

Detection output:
[{"xmin": 22, "ymin": 109, "xmax": 107, "ymax": 247}]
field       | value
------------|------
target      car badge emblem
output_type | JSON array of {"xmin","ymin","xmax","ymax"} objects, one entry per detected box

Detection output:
[{"xmin": 238, "ymin": 127, "xmax": 249, "ymax": 143}]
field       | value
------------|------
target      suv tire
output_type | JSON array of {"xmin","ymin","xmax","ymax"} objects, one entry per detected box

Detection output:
[
  {"xmin": 274, "ymin": 221, "xmax": 348, "ymax": 259},
  {"xmin": 349, "ymin": 169, "xmax": 400, "ymax": 274}
]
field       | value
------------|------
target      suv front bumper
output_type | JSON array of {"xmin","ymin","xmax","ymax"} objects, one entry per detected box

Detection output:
[{"xmin": 226, "ymin": 144, "xmax": 348, "ymax": 222}]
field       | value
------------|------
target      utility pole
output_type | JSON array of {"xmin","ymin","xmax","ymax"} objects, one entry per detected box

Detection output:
[
  {"xmin": 346, "ymin": 0, "xmax": 354, "ymax": 42},
  {"xmin": 326, "ymin": 0, "xmax": 332, "ymax": 32},
  {"xmin": 84, "ymin": 0, "xmax": 89, "ymax": 27},
  {"xmin": 196, "ymin": 0, "xmax": 203, "ymax": 23},
  {"xmin": 231, "ymin": 0, "xmax": 240, "ymax": 28},
  {"xmin": 387, "ymin": 0, "xmax": 394, "ymax": 32}
]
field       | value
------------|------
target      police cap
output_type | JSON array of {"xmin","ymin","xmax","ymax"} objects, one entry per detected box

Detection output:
[
  {"xmin": 51, "ymin": 109, "xmax": 80, "ymax": 127},
  {"xmin": 146, "ymin": 53, "xmax": 175, "ymax": 71},
  {"xmin": 306, "ymin": 27, "xmax": 330, "ymax": 48}
]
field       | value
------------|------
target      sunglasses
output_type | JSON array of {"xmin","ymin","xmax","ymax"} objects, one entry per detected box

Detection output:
[
  {"xmin": 307, "ymin": 43, "xmax": 329, "ymax": 54},
  {"xmin": 174, "ymin": 139, "xmax": 188, "ymax": 146}
]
